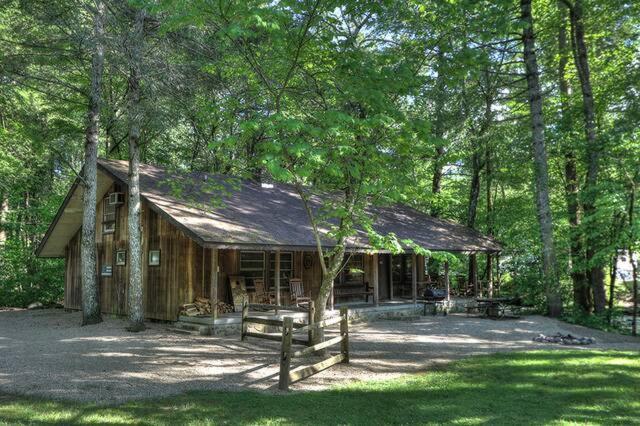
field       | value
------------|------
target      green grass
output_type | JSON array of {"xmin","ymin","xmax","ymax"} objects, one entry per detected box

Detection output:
[{"xmin": 1, "ymin": 351, "xmax": 639, "ymax": 425}]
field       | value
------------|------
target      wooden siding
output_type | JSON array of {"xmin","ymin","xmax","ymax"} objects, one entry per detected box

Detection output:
[
  {"xmin": 64, "ymin": 186, "xmax": 424, "ymax": 320},
  {"xmin": 65, "ymin": 184, "xmax": 212, "ymax": 321}
]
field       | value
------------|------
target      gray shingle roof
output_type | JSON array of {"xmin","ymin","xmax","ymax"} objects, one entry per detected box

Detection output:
[{"xmin": 98, "ymin": 158, "xmax": 501, "ymax": 253}]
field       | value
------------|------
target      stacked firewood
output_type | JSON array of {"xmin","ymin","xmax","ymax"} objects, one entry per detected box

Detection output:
[{"xmin": 179, "ymin": 297, "xmax": 234, "ymax": 317}]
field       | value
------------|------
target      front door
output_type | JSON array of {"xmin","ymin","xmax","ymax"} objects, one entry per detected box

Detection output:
[{"xmin": 378, "ymin": 254, "xmax": 391, "ymax": 300}]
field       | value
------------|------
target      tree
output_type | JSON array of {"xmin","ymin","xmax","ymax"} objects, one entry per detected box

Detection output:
[
  {"xmin": 561, "ymin": 0, "xmax": 606, "ymax": 313},
  {"xmin": 81, "ymin": 0, "xmax": 105, "ymax": 325},
  {"xmin": 521, "ymin": 0, "xmax": 562, "ymax": 317},
  {"xmin": 126, "ymin": 5, "xmax": 146, "ymax": 332}
]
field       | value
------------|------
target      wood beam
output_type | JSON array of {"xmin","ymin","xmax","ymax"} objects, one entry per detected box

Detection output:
[
  {"xmin": 210, "ymin": 248, "xmax": 219, "ymax": 322},
  {"xmin": 412, "ymin": 253, "xmax": 417, "ymax": 304},
  {"xmin": 373, "ymin": 253, "xmax": 379, "ymax": 306},
  {"xmin": 275, "ymin": 249, "xmax": 281, "ymax": 306},
  {"xmin": 389, "ymin": 254, "xmax": 394, "ymax": 300},
  {"xmin": 444, "ymin": 260, "xmax": 450, "ymax": 302}
]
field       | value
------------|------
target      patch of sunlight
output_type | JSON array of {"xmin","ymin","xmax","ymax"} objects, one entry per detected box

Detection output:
[
  {"xmin": 450, "ymin": 416, "xmax": 492, "ymax": 425},
  {"xmin": 606, "ymin": 358, "xmax": 637, "ymax": 366},
  {"xmin": 80, "ymin": 411, "xmax": 138, "ymax": 424},
  {"xmin": 0, "ymin": 404, "xmax": 76, "ymax": 423}
]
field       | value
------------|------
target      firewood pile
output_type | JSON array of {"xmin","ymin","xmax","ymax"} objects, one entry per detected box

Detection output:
[{"xmin": 180, "ymin": 297, "xmax": 234, "ymax": 317}]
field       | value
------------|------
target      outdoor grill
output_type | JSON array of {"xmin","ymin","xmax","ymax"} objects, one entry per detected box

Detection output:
[{"xmin": 423, "ymin": 287, "xmax": 447, "ymax": 301}]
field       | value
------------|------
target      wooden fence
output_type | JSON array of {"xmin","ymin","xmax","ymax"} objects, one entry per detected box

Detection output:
[
  {"xmin": 241, "ymin": 301, "xmax": 316, "ymax": 346},
  {"xmin": 240, "ymin": 301, "xmax": 350, "ymax": 391}
]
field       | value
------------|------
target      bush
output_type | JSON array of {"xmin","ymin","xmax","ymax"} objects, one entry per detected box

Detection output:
[{"xmin": 0, "ymin": 240, "xmax": 64, "ymax": 307}]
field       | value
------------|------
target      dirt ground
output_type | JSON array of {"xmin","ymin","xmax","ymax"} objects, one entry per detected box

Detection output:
[{"xmin": 0, "ymin": 308, "xmax": 638, "ymax": 404}]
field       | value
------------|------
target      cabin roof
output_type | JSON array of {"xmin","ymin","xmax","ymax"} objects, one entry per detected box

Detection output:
[{"xmin": 37, "ymin": 159, "xmax": 502, "ymax": 257}]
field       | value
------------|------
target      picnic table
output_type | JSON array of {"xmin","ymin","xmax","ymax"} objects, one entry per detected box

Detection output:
[{"xmin": 467, "ymin": 297, "xmax": 521, "ymax": 319}]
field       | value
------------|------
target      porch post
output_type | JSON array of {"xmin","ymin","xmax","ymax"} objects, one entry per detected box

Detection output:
[
  {"xmin": 444, "ymin": 260, "xmax": 450, "ymax": 302},
  {"xmin": 487, "ymin": 252, "xmax": 494, "ymax": 298},
  {"xmin": 389, "ymin": 254, "xmax": 394, "ymax": 300},
  {"xmin": 210, "ymin": 248, "xmax": 219, "ymax": 322},
  {"xmin": 373, "ymin": 253, "xmax": 379, "ymax": 306},
  {"xmin": 496, "ymin": 252, "xmax": 501, "ymax": 296},
  {"xmin": 471, "ymin": 253, "xmax": 479, "ymax": 297},
  {"xmin": 275, "ymin": 249, "xmax": 281, "ymax": 306},
  {"xmin": 412, "ymin": 253, "xmax": 417, "ymax": 304}
]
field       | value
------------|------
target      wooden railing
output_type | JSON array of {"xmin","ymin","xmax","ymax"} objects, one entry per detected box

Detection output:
[
  {"xmin": 279, "ymin": 307, "xmax": 349, "ymax": 391},
  {"xmin": 241, "ymin": 301, "xmax": 316, "ymax": 346},
  {"xmin": 240, "ymin": 301, "xmax": 350, "ymax": 391}
]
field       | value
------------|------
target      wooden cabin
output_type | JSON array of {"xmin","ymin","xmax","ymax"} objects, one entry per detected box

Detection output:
[{"xmin": 37, "ymin": 159, "xmax": 501, "ymax": 321}]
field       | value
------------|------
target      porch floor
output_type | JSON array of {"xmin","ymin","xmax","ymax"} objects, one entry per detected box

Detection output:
[{"xmin": 179, "ymin": 298, "xmax": 472, "ymax": 327}]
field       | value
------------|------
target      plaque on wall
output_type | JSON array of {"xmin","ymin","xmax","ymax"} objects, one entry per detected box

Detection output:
[
  {"xmin": 303, "ymin": 253, "xmax": 313, "ymax": 270},
  {"xmin": 101, "ymin": 265, "xmax": 113, "ymax": 277},
  {"xmin": 148, "ymin": 250, "xmax": 161, "ymax": 266},
  {"xmin": 115, "ymin": 250, "xmax": 126, "ymax": 266}
]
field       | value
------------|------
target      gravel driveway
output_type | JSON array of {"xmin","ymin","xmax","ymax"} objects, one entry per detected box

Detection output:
[{"xmin": 1, "ymin": 308, "xmax": 638, "ymax": 404}]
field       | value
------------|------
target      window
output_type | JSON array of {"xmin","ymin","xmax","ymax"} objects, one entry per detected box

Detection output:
[
  {"xmin": 102, "ymin": 196, "xmax": 116, "ymax": 234},
  {"xmin": 269, "ymin": 252, "xmax": 293, "ymax": 288},
  {"xmin": 344, "ymin": 254, "xmax": 364, "ymax": 285},
  {"xmin": 240, "ymin": 251, "xmax": 265, "ymax": 289}
]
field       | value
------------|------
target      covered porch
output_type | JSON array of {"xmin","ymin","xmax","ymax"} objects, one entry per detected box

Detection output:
[{"xmin": 197, "ymin": 247, "xmax": 501, "ymax": 330}]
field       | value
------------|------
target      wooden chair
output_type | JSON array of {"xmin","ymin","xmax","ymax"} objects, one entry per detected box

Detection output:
[
  {"xmin": 229, "ymin": 275, "xmax": 248, "ymax": 311},
  {"xmin": 253, "ymin": 278, "xmax": 274, "ymax": 304},
  {"xmin": 289, "ymin": 279, "xmax": 311, "ymax": 306}
]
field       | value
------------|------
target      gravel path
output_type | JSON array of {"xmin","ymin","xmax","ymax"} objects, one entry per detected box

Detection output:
[{"xmin": 1, "ymin": 308, "xmax": 638, "ymax": 404}]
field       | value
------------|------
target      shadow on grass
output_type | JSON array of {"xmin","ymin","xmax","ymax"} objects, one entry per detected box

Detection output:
[{"xmin": 1, "ymin": 350, "xmax": 639, "ymax": 425}]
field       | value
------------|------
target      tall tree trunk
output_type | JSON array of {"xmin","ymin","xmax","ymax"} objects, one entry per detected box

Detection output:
[
  {"xmin": 430, "ymin": 49, "xmax": 447, "ymax": 216},
  {"xmin": 521, "ymin": 0, "xmax": 562, "ymax": 317},
  {"xmin": 81, "ymin": 0, "xmax": 105, "ymax": 326},
  {"xmin": 628, "ymin": 177, "xmax": 637, "ymax": 336},
  {"xmin": 607, "ymin": 254, "xmax": 617, "ymax": 323},
  {"xmin": 467, "ymin": 153, "xmax": 481, "ymax": 296},
  {"xmin": 558, "ymin": 1, "xmax": 590, "ymax": 312},
  {"xmin": 126, "ymin": 7, "xmax": 146, "ymax": 332},
  {"xmin": 566, "ymin": 0, "xmax": 606, "ymax": 312},
  {"xmin": 486, "ymin": 145, "xmax": 494, "ymax": 297},
  {"xmin": 0, "ymin": 193, "xmax": 7, "ymax": 245}
]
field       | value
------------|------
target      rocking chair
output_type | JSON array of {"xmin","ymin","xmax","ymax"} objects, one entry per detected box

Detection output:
[
  {"xmin": 289, "ymin": 279, "xmax": 311, "ymax": 307},
  {"xmin": 253, "ymin": 278, "xmax": 274, "ymax": 304}
]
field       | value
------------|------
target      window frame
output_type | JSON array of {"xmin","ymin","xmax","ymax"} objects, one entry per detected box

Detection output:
[
  {"xmin": 269, "ymin": 251, "xmax": 293, "ymax": 288},
  {"xmin": 102, "ymin": 196, "xmax": 116, "ymax": 235},
  {"xmin": 239, "ymin": 250, "xmax": 265, "ymax": 289}
]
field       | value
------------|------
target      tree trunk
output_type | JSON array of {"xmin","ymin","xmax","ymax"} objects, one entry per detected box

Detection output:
[
  {"xmin": 486, "ymin": 146, "xmax": 494, "ymax": 297},
  {"xmin": 81, "ymin": 0, "xmax": 105, "ymax": 326},
  {"xmin": 466, "ymin": 154, "xmax": 481, "ymax": 296},
  {"xmin": 628, "ymin": 179, "xmax": 637, "ymax": 336},
  {"xmin": 566, "ymin": 0, "xmax": 606, "ymax": 312},
  {"xmin": 607, "ymin": 254, "xmax": 617, "ymax": 323},
  {"xmin": 558, "ymin": 1, "xmax": 590, "ymax": 312},
  {"xmin": 126, "ymin": 7, "xmax": 146, "ymax": 332},
  {"xmin": 0, "ymin": 193, "xmax": 7, "ymax": 245},
  {"xmin": 430, "ymin": 49, "xmax": 447, "ymax": 216},
  {"xmin": 521, "ymin": 0, "xmax": 562, "ymax": 317}
]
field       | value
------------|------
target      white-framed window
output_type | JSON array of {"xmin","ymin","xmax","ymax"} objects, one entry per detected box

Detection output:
[
  {"xmin": 269, "ymin": 252, "xmax": 293, "ymax": 288},
  {"xmin": 240, "ymin": 251, "xmax": 265, "ymax": 288},
  {"xmin": 102, "ymin": 196, "xmax": 116, "ymax": 234}
]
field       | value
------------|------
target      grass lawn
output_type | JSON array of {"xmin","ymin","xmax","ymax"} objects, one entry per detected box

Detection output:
[{"xmin": 1, "ymin": 350, "xmax": 638, "ymax": 425}]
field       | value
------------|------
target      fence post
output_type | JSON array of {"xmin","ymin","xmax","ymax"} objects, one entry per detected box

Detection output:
[
  {"xmin": 279, "ymin": 316, "xmax": 293, "ymax": 391},
  {"xmin": 340, "ymin": 307, "xmax": 349, "ymax": 363},
  {"xmin": 241, "ymin": 299, "xmax": 248, "ymax": 341},
  {"xmin": 308, "ymin": 300, "xmax": 315, "ymax": 344}
]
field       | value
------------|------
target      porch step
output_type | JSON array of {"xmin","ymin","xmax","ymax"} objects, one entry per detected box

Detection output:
[{"xmin": 168, "ymin": 322, "xmax": 211, "ymax": 336}]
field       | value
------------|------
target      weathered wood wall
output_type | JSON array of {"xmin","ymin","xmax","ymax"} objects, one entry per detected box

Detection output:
[
  {"xmin": 65, "ymin": 183, "xmax": 215, "ymax": 321},
  {"xmin": 64, "ymin": 184, "xmax": 425, "ymax": 320}
]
